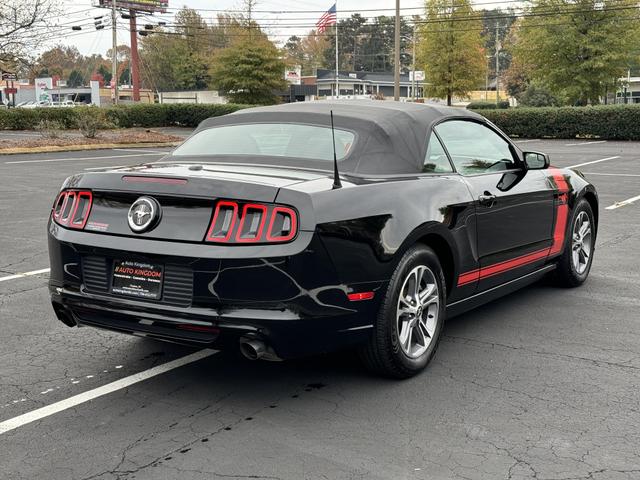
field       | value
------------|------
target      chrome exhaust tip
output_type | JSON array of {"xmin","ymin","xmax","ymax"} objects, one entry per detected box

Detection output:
[{"xmin": 239, "ymin": 337, "xmax": 282, "ymax": 362}]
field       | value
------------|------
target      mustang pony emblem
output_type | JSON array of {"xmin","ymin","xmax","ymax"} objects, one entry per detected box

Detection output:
[{"xmin": 127, "ymin": 197, "xmax": 160, "ymax": 233}]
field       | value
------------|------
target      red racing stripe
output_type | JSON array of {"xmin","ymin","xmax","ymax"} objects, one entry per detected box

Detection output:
[
  {"xmin": 457, "ymin": 167, "xmax": 570, "ymax": 287},
  {"xmin": 457, "ymin": 248, "xmax": 549, "ymax": 287},
  {"xmin": 548, "ymin": 167, "xmax": 570, "ymax": 256}
]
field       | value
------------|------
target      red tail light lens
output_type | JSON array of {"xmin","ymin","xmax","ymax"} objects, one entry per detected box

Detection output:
[
  {"xmin": 236, "ymin": 204, "xmax": 268, "ymax": 243},
  {"xmin": 52, "ymin": 190, "xmax": 93, "ymax": 230},
  {"xmin": 205, "ymin": 201, "xmax": 238, "ymax": 242},
  {"xmin": 266, "ymin": 206, "xmax": 298, "ymax": 242},
  {"xmin": 205, "ymin": 200, "xmax": 298, "ymax": 244}
]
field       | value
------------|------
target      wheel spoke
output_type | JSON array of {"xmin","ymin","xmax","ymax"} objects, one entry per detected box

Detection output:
[
  {"xmin": 573, "ymin": 250, "xmax": 580, "ymax": 268},
  {"xmin": 419, "ymin": 283, "xmax": 436, "ymax": 304},
  {"xmin": 579, "ymin": 223, "xmax": 591, "ymax": 239},
  {"xmin": 580, "ymin": 247, "xmax": 589, "ymax": 261},
  {"xmin": 402, "ymin": 324, "xmax": 413, "ymax": 352},
  {"xmin": 398, "ymin": 319, "xmax": 411, "ymax": 347},
  {"xmin": 418, "ymin": 318, "xmax": 432, "ymax": 341},
  {"xmin": 412, "ymin": 268, "xmax": 423, "ymax": 301},
  {"xmin": 422, "ymin": 293, "xmax": 438, "ymax": 310}
]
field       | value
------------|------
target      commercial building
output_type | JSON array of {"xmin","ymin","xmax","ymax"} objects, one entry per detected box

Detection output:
[{"xmin": 315, "ymin": 68, "xmax": 424, "ymax": 100}]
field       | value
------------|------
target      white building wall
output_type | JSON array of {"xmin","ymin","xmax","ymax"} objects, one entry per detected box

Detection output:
[{"xmin": 159, "ymin": 90, "xmax": 227, "ymax": 104}]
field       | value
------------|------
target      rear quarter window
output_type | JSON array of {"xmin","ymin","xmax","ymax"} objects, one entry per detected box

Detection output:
[{"xmin": 173, "ymin": 123, "xmax": 355, "ymax": 162}]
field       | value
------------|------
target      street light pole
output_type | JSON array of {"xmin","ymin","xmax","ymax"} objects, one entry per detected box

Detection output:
[{"xmin": 394, "ymin": 0, "xmax": 400, "ymax": 101}]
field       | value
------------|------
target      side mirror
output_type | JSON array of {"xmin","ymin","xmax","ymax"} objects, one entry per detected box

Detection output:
[{"xmin": 523, "ymin": 151, "xmax": 550, "ymax": 170}]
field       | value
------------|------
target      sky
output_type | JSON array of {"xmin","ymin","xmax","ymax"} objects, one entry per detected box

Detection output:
[{"xmin": 52, "ymin": 0, "xmax": 426, "ymax": 57}]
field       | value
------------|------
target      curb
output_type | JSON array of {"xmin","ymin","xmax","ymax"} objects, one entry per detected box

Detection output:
[{"xmin": 0, "ymin": 142, "xmax": 180, "ymax": 155}]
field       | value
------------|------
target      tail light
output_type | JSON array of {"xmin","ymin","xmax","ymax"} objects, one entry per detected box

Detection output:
[
  {"xmin": 205, "ymin": 200, "xmax": 298, "ymax": 244},
  {"xmin": 52, "ymin": 190, "xmax": 93, "ymax": 230}
]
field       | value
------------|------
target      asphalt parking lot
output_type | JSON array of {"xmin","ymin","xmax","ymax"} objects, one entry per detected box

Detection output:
[{"xmin": 1, "ymin": 139, "xmax": 639, "ymax": 480}]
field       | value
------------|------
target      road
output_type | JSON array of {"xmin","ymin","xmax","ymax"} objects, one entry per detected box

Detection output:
[{"xmin": 1, "ymin": 140, "xmax": 639, "ymax": 479}]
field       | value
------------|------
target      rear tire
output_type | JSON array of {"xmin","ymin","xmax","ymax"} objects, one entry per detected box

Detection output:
[
  {"xmin": 359, "ymin": 245, "xmax": 446, "ymax": 379},
  {"xmin": 555, "ymin": 198, "xmax": 595, "ymax": 287}
]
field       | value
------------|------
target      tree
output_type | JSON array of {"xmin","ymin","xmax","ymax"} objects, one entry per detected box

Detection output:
[
  {"xmin": 211, "ymin": 36, "xmax": 286, "ymax": 104},
  {"xmin": 283, "ymin": 32, "xmax": 329, "ymax": 76},
  {"xmin": 517, "ymin": 84, "xmax": 559, "ymax": 107},
  {"xmin": 96, "ymin": 64, "xmax": 112, "ymax": 84},
  {"xmin": 480, "ymin": 8, "xmax": 517, "ymax": 82},
  {"xmin": 139, "ymin": 8, "xmax": 238, "ymax": 91},
  {"xmin": 68, "ymin": 69, "xmax": 85, "ymax": 87},
  {"xmin": 36, "ymin": 45, "xmax": 82, "ymax": 79},
  {"xmin": 106, "ymin": 44, "xmax": 131, "ymax": 64},
  {"xmin": 319, "ymin": 14, "xmax": 414, "ymax": 72},
  {"xmin": 357, "ymin": 16, "xmax": 413, "ymax": 72},
  {"xmin": 501, "ymin": 20, "xmax": 532, "ymax": 98},
  {"xmin": 418, "ymin": 0, "xmax": 487, "ymax": 105},
  {"xmin": 323, "ymin": 14, "xmax": 367, "ymax": 71},
  {"xmin": 0, "ymin": 0, "xmax": 57, "ymax": 67},
  {"xmin": 513, "ymin": 0, "xmax": 640, "ymax": 105}
]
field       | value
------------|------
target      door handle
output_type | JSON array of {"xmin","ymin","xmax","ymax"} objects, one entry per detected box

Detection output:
[{"xmin": 478, "ymin": 191, "xmax": 497, "ymax": 207}]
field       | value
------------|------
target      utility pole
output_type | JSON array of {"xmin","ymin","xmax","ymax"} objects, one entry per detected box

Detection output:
[
  {"xmin": 335, "ymin": 1, "xmax": 339, "ymax": 99},
  {"xmin": 411, "ymin": 23, "xmax": 416, "ymax": 101},
  {"xmin": 129, "ymin": 9, "xmax": 140, "ymax": 102},
  {"xmin": 495, "ymin": 22, "xmax": 500, "ymax": 104},
  {"xmin": 111, "ymin": 0, "xmax": 118, "ymax": 104},
  {"xmin": 394, "ymin": 0, "xmax": 400, "ymax": 101}
]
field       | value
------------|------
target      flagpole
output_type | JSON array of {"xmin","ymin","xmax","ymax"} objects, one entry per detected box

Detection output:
[{"xmin": 335, "ymin": 2, "xmax": 339, "ymax": 99}]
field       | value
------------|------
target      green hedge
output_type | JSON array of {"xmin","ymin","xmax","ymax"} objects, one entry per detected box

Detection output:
[
  {"xmin": 0, "ymin": 103, "xmax": 248, "ymax": 130},
  {"xmin": 473, "ymin": 104, "xmax": 640, "ymax": 140},
  {"xmin": 467, "ymin": 101, "xmax": 510, "ymax": 110},
  {"xmin": 105, "ymin": 103, "xmax": 248, "ymax": 128},
  {"xmin": 0, "ymin": 107, "xmax": 79, "ymax": 130}
]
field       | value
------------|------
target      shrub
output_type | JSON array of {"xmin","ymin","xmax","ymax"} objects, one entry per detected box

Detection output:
[
  {"xmin": 0, "ymin": 107, "xmax": 78, "ymax": 130},
  {"xmin": 467, "ymin": 101, "xmax": 509, "ymax": 110},
  {"xmin": 0, "ymin": 103, "xmax": 248, "ymax": 131},
  {"xmin": 36, "ymin": 119, "xmax": 64, "ymax": 138},
  {"xmin": 105, "ymin": 103, "xmax": 247, "ymax": 128},
  {"xmin": 477, "ymin": 104, "xmax": 640, "ymax": 140},
  {"xmin": 517, "ymin": 85, "xmax": 559, "ymax": 107},
  {"xmin": 74, "ymin": 107, "xmax": 113, "ymax": 138}
]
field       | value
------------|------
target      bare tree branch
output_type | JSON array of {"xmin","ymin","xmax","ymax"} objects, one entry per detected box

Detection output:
[{"xmin": 0, "ymin": 0, "xmax": 58, "ymax": 68}]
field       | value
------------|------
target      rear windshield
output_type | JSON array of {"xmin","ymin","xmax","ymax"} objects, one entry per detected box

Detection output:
[{"xmin": 173, "ymin": 123, "xmax": 355, "ymax": 161}]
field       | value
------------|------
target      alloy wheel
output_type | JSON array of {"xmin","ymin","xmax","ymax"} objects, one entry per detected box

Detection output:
[
  {"xmin": 396, "ymin": 265, "xmax": 439, "ymax": 359},
  {"xmin": 572, "ymin": 211, "xmax": 592, "ymax": 275}
]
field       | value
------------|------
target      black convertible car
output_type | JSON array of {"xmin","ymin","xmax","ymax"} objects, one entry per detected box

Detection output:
[{"xmin": 48, "ymin": 101, "xmax": 597, "ymax": 378}]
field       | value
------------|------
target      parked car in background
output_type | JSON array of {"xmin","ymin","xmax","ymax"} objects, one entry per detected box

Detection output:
[{"xmin": 21, "ymin": 100, "xmax": 52, "ymax": 109}]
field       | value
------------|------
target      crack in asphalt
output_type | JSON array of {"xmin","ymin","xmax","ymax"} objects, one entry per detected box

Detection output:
[{"xmin": 444, "ymin": 335, "xmax": 640, "ymax": 372}]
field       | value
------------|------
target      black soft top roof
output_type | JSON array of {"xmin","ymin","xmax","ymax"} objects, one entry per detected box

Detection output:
[{"xmin": 191, "ymin": 101, "xmax": 484, "ymax": 174}]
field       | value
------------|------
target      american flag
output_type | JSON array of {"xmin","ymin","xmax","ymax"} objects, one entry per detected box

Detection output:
[{"xmin": 316, "ymin": 3, "xmax": 337, "ymax": 33}]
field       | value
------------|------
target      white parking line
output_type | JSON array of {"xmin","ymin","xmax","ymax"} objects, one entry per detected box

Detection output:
[
  {"xmin": 565, "ymin": 140, "xmax": 607, "ymax": 146},
  {"xmin": 4, "ymin": 152, "xmax": 163, "ymax": 165},
  {"xmin": 583, "ymin": 172, "xmax": 640, "ymax": 177},
  {"xmin": 568, "ymin": 156, "xmax": 620, "ymax": 168},
  {"xmin": 0, "ymin": 132, "xmax": 41, "ymax": 138},
  {"xmin": 515, "ymin": 139, "xmax": 540, "ymax": 144},
  {"xmin": 605, "ymin": 194, "xmax": 640, "ymax": 210},
  {"xmin": 0, "ymin": 268, "xmax": 50, "ymax": 283},
  {"xmin": 84, "ymin": 165, "xmax": 129, "ymax": 171},
  {"xmin": 112, "ymin": 148, "xmax": 171, "ymax": 154},
  {"xmin": 0, "ymin": 349, "xmax": 217, "ymax": 435}
]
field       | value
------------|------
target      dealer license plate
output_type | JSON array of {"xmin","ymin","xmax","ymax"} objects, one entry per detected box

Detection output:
[{"xmin": 111, "ymin": 260, "xmax": 163, "ymax": 300}]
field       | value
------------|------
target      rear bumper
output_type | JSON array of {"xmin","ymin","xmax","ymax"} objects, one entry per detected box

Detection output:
[{"xmin": 48, "ymin": 224, "xmax": 386, "ymax": 358}]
